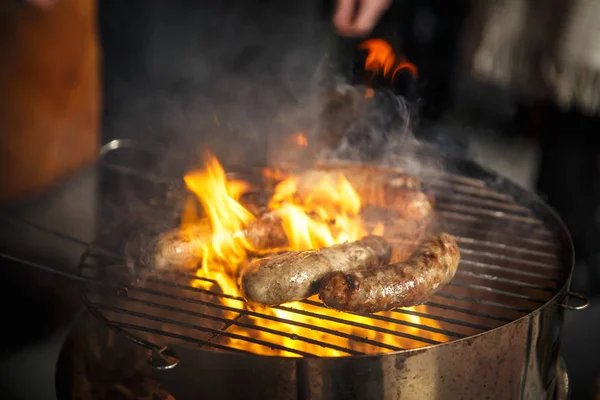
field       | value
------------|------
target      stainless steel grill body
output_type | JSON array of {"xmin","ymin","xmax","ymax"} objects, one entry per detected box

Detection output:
[
  {"xmin": 81, "ymin": 140, "xmax": 584, "ymax": 400},
  {"xmin": 152, "ymin": 306, "xmax": 565, "ymax": 400}
]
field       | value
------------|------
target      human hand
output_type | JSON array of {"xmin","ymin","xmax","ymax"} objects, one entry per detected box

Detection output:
[{"xmin": 333, "ymin": 0, "xmax": 392, "ymax": 37}]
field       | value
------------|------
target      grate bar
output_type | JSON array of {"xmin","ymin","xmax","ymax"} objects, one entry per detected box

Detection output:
[
  {"xmin": 96, "ymin": 294, "xmax": 362, "ymax": 355},
  {"xmin": 438, "ymin": 223, "xmax": 556, "ymax": 250},
  {"xmin": 299, "ymin": 300, "xmax": 465, "ymax": 338},
  {"xmin": 148, "ymin": 277, "xmax": 446, "ymax": 344},
  {"xmin": 95, "ymin": 304, "xmax": 316, "ymax": 357},
  {"xmin": 457, "ymin": 248, "xmax": 559, "ymax": 270},
  {"xmin": 139, "ymin": 280, "xmax": 438, "ymax": 346},
  {"xmin": 147, "ymin": 279, "xmax": 442, "ymax": 345},
  {"xmin": 388, "ymin": 239, "xmax": 556, "ymax": 269},
  {"xmin": 421, "ymin": 171, "xmax": 487, "ymax": 188},
  {"xmin": 207, "ymin": 313, "xmax": 244, "ymax": 342},
  {"xmin": 456, "ymin": 270, "xmax": 556, "ymax": 292},
  {"xmin": 181, "ymin": 275, "xmax": 525, "ymax": 323},
  {"xmin": 389, "ymin": 308, "xmax": 493, "ymax": 331},
  {"xmin": 123, "ymin": 285, "xmax": 404, "ymax": 352},
  {"xmin": 447, "ymin": 281, "xmax": 548, "ymax": 304},
  {"xmin": 302, "ymin": 300, "xmax": 491, "ymax": 336},
  {"xmin": 459, "ymin": 259, "xmax": 561, "ymax": 281},
  {"xmin": 437, "ymin": 210, "xmax": 548, "ymax": 229},
  {"xmin": 423, "ymin": 301, "xmax": 513, "ymax": 323},
  {"xmin": 437, "ymin": 204, "xmax": 544, "ymax": 225},
  {"xmin": 352, "ymin": 312, "xmax": 466, "ymax": 338},
  {"xmin": 274, "ymin": 304, "xmax": 441, "ymax": 345},
  {"xmin": 434, "ymin": 192, "xmax": 531, "ymax": 214},
  {"xmin": 300, "ymin": 300, "xmax": 491, "ymax": 332},
  {"xmin": 427, "ymin": 179, "xmax": 513, "ymax": 201},
  {"xmin": 114, "ymin": 322, "xmax": 255, "ymax": 355},
  {"xmin": 387, "ymin": 235, "xmax": 556, "ymax": 260},
  {"xmin": 388, "ymin": 239, "xmax": 561, "ymax": 281},
  {"xmin": 453, "ymin": 236, "xmax": 557, "ymax": 259},
  {"xmin": 433, "ymin": 292, "xmax": 532, "ymax": 314},
  {"xmin": 185, "ymin": 276, "xmax": 516, "ymax": 325},
  {"xmin": 438, "ymin": 210, "xmax": 551, "ymax": 233}
]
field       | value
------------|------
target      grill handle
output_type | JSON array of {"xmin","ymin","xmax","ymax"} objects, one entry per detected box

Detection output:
[
  {"xmin": 149, "ymin": 346, "xmax": 180, "ymax": 370},
  {"xmin": 559, "ymin": 292, "xmax": 589, "ymax": 310}
]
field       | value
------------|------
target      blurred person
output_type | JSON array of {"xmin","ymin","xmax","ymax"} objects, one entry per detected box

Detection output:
[
  {"xmin": 0, "ymin": 0, "xmax": 100, "ymax": 205},
  {"xmin": 332, "ymin": 0, "xmax": 392, "ymax": 37},
  {"xmin": 456, "ymin": 0, "xmax": 600, "ymax": 295}
]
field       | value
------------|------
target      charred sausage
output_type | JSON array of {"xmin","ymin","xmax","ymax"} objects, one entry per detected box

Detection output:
[
  {"xmin": 319, "ymin": 233, "xmax": 460, "ymax": 313},
  {"xmin": 239, "ymin": 235, "xmax": 392, "ymax": 306},
  {"xmin": 151, "ymin": 212, "xmax": 287, "ymax": 271}
]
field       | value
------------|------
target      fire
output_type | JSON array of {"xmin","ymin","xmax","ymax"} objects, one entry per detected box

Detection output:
[
  {"xmin": 292, "ymin": 133, "xmax": 308, "ymax": 148},
  {"xmin": 359, "ymin": 39, "xmax": 418, "ymax": 81},
  {"xmin": 181, "ymin": 152, "xmax": 446, "ymax": 357},
  {"xmin": 268, "ymin": 170, "xmax": 365, "ymax": 248}
]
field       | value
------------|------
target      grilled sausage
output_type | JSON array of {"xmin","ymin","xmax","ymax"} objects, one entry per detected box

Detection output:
[
  {"xmin": 292, "ymin": 168, "xmax": 434, "ymax": 220},
  {"xmin": 319, "ymin": 233, "xmax": 460, "ymax": 313},
  {"xmin": 151, "ymin": 226, "xmax": 206, "ymax": 271},
  {"xmin": 239, "ymin": 235, "xmax": 392, "ymax": 306},
  {"xmin": 385, "ymin": 175, "xmax": 433, "ymax": 220},
  {"xmin": 244, "ymin": 212, "xmax": 288, "ymax": 251},
  {"xmin": 152, "ymin": 212, "xmax": 287, "ymax": 271}
]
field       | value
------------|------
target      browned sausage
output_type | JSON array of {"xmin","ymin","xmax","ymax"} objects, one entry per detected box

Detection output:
[
  {"xmin": 239, "ymin": 235, "xmax": 392, "ymax": 306},
  {"xmin": 244, "ymin": 212, "xmax": 288, "ymax": 251},
  {"xmin": 384, "ymin": 175, "xmax": 434, "ymax": 220},
  {"xmin": 319, "ymin": 233, "xmax": 460, "ymax": 313},
  {"xmin": 151, "ymin": 212, "xmax": 287, "ymax": 271},
  {"xmin": 291, "ymin": 168, "xmax": 434, "ymax": 220}
]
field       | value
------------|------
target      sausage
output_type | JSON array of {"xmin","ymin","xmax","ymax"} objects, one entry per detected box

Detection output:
[
  {"xmin": 291, "ymin": 168, "xmax": 434, "ymax": 220},
  {"xmin": 319, "ymin": 233, "xmax": 460, "ymax": 313},
  {"xmin": 151, "ymin": 212, "xmax": 288, "ymax": 271},
  {"xmin": 384, "ymin": 175, "xmax": 434, "ymax": 220},
  {"xmin": 239, "ymin": 235, "xmax": 392, "ymax": 306},
  {"xmin": 150, "ymin": 226, "xmax": 207, "ymax": 271},
  {"xmin": 244, "ymin": 212, "xmax": 288, "ymax": 251}
]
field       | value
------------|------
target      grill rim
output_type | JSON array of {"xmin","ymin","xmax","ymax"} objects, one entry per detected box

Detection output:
[{"xmin": 81, "ymin": 139, "xmax": 576, "ymax": 360}]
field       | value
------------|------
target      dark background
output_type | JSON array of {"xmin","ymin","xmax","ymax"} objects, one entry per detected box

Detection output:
[{"xmin": 1, "ymin": 0, "xmax": 599, "ymax": 398}]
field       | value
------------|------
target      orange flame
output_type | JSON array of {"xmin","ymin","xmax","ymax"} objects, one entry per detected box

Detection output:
[
  {"xmin": 178, "ymin": 153, "xmax": 446, "ymax": 357},
  {"xmin": 359, "ymin": 39, "xmax": 418, "ymax": 81},
  {"xmin": 292, "ymin": 133, "xmax": 308, "ymax": 148}
]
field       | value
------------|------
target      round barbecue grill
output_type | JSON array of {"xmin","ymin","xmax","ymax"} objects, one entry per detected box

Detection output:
[{"xmin": 79, "ymin": 139, "xmax": 588, "ymax": 400}]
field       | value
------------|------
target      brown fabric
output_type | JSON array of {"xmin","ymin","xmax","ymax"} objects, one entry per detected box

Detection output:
[
  {"xmin": 0, "ymin": 0, "xmax": 101, "ymax": 205},
  {"xmin": 462, "ymin": 0, "xmax": 600, "ymax": 115}
]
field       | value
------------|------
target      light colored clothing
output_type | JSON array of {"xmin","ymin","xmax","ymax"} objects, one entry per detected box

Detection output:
[{"xmin": 462, "ymin": 0, "xmax": 600, "ymax": 115}]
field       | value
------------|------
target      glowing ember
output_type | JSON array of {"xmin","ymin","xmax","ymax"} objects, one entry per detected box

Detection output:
[
  {"xmin": 180, "ymin": 152, "xmax": 446, "ymax": 356},
  {"xmin": 359, "ymin": 39, "xmax": 418, "ymax": 81}
]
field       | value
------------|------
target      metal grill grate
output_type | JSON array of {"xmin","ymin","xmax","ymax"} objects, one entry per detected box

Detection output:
[{"xmin": 80, "ymin": 142, "xmax": 567, "ymax": 358}]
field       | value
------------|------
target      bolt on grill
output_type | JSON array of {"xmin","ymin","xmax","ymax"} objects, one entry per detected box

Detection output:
[{"xmin": 80, "ymin": 143, "xmax": 565, "ymax": 359}]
